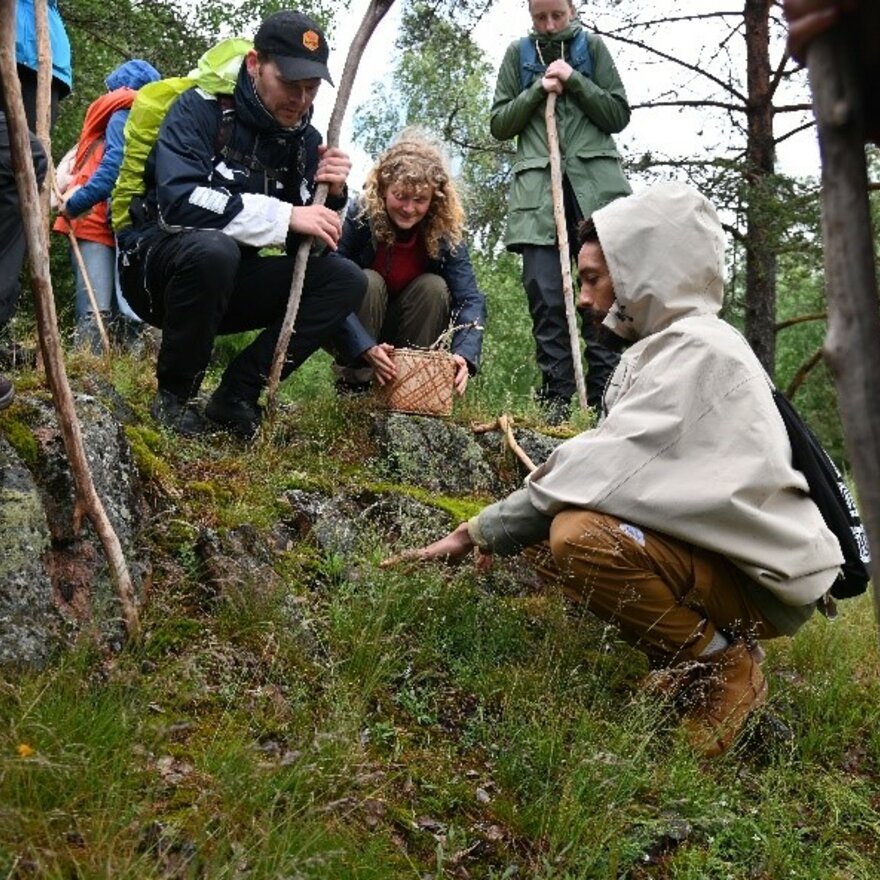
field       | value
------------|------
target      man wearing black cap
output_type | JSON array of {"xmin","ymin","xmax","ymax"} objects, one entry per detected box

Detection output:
[{"xmin": 117, "ymin": 10, "xmax": 367, "ymax": 439}]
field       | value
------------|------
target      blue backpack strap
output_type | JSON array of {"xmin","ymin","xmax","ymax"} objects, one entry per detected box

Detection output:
[
  {"xmin": 519, "ymin": 30, "xmax": 593, "ymax": 91},
  {"xmin": 519, "ymin": 37, "xmax": 545, "ymax": 90},
  {"xmin": 568, "ymin": 30, "xmax": 593, "ymax": 79}
]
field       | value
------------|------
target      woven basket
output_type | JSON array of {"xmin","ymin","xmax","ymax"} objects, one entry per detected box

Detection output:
[{"xmin": 381, "ymin": 348, "xmax": 456, "ymax": 417}]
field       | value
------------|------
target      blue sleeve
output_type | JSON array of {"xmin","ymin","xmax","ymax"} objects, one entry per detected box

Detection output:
[
  {"xmin": 334, "ymin": 312, "xmax": 377, "ymax": 361},
  {"xmin": 442, "ymin": 240, "xmax": 487, "ymax": 373},
  {"xmin": 66, "ymin": 108, "xmax": 127, "ymax": 217},
  {"xmin": 154, "ymin": 89, "xmax": 245, "ymax": 230}
]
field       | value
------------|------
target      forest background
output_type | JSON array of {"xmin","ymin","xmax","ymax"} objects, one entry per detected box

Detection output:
[
  {"xmin": 3, "ymin": 3, "xmax": 880, "ymax": 878},
  {"xmin": 42, "ymin": 0, "xmax": 879, "ymax": 465}
]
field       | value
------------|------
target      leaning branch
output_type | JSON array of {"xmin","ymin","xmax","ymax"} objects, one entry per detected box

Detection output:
[
  {"xmin": 546, "ymin": 91, "xmax": 587, "ymax": 412},
  {"xmin": 0, "ymin": 0, "xmax": 139, "ymax": 638}
]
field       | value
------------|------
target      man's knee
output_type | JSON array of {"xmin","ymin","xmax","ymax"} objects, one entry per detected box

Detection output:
[
  {"xmin": 188, "ymin": 230, "xmax": 241, "ymax": 275},
  {"xmin": 549, "ymin": 508, "xmax": 611, "ymax": 567}
]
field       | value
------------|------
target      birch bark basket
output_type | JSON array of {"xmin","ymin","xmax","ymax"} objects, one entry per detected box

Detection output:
[
  {"xmin": 807, "ymin": 27, "xmax": 880, "ymax": 635},
  {"xmin": 0, "ymin": 0, "xmax": 139, "ymax": 638},
  {"xmin": 265, "ymin": 0, "xmax": 397, "ymax": 414}
]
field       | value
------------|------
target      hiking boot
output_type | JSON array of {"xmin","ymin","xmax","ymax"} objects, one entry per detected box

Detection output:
[
  {"xmin": 0, "ymin": 374, "xmax": 14, "ymax": 411},
  {"xmin": 205, "ymin": 386, "xmax": 262, "ymax": 441},
  {"xmin": 641, "ymin": 660, "xmax": 708, "ymax": 707},
  {"xmin": 73, "ymin": 313, "xmax": 110, "ymax": 355},
  {"xmin": 150, "ymin": 389, "xmax": 212, "ymax": 438},
  {"xmin": 334, "ymin": 377, "xmax": 372, "ymax": 397},
  {"xmin": 642, "ymin": 644, "xmax": 766, "ymax": 709},
  {"xmin": 681, "ymin": 641, "xmax": 768, "ymax": 758}
]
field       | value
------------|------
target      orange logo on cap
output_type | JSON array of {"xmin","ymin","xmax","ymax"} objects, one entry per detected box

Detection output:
[{"xmin": 303, "ymin": 30, "xmax": 320, "ymax": 52}]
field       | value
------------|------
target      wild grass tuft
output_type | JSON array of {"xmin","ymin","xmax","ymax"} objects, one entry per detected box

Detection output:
[{"xmin": 1, "ymin": 284, "xmax": 879, "ymax": 877}]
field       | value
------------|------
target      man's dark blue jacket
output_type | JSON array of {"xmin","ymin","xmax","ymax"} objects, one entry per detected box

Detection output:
[{"xmin": 117, "ymin": 62, "xmax": 348, "ymax": 258}]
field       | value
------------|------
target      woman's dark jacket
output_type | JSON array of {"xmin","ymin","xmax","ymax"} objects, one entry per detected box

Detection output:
[{"xmin": 335, "ymin": 200, "xmax": 486, "ymax": 372}]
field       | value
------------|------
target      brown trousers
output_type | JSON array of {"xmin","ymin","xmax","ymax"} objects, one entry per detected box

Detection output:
[{"xmin": 538, "ymin": 510, "xmax": 781, "ymax": 664}]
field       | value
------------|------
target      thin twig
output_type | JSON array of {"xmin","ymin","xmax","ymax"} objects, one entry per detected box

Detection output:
[{"xmin": 472, "ymin": 414, "xmax": 537, "ymax": 473}]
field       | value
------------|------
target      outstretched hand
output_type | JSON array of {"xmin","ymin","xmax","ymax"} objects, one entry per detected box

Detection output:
[{"xmin": 381, "ymin": 522, "xmax": 493, "ymax": 570}]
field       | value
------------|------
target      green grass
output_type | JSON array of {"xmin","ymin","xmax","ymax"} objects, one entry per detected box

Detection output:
[{"xmin": 1, "ymin": 284, "xmax": 879, "ymax": 878}]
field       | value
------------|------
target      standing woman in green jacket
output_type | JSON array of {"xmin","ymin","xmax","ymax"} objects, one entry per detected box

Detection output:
[{"xmin": 491, "ymin": 0, "xmax": 631, "ymax": 423}]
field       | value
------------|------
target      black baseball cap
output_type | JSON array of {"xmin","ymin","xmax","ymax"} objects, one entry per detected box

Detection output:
[{"xmin": 254, "ymin": 11, "xmax": 334, "ymax": 85}]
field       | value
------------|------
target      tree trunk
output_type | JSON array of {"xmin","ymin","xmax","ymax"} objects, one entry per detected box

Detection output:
[
  {"xmin": 743, "ymin": 0, "xmax": 777, "ymax": 375},
  {"xmin": 808, "ymin": 24, "xmax": 880, "ymax": 636}
]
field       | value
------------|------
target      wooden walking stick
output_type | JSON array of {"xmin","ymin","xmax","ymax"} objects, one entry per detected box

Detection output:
[
  {"xmin": 807, "ymin": 20, "xmax": 880, "ymax": 637},
  {"xmin": 545, "ymin": 91, "xmax": 588, "ymax": 412},
  {"xmin": 1, "ymin": 0, "xmax": 139, "ymax": 638},
  {"xmin": 265, "ymin": 0, "xmax": 397, "ymax": 415},
  {"xmin": 52, "ymin": 177, "xmax": 112, "ymax": 357}
]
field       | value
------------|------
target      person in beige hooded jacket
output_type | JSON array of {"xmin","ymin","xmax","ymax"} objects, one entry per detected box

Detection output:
[{"xmin": 391, "ymin": 182, "xmax": 843, "ymax": 757}]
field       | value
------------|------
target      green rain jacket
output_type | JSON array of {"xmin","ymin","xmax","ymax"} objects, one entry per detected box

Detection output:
[{"xmin": 490, "ymin": 21, "xmax": 631, "ymax": 250}]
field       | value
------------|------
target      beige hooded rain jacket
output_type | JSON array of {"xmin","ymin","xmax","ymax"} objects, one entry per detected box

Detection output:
[{"xmin": 472, "ymin": 183, "xmax": 842, "ymax": 617}]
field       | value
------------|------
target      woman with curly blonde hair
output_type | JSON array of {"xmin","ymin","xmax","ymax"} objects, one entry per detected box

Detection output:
[{"xmin": 333, "ymin": 131, "xmax": 486, "ymax": 396}]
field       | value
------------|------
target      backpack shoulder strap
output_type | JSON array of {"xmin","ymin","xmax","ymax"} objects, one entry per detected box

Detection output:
[
  {"xmin": 519, "ymin": 37, "xmax": 543, "ymax": 91},
  {"xmin": 568, "ymin": 30, "xmax": 593, "ymax": 79},
  {"xmin": 214, "ymin": 93, "xmax": 236, "ymax": 155},
  {"xmin": 518, "ymin": 30, "xmax": 593, "ymax": 91}
]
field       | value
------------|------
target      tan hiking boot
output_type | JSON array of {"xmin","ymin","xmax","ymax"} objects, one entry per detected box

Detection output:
[
  {"xmin": 642, "ymin": 660, "xmax": 708, "ymax": 708},
  {"xmin": 681, "ymin": 641, "xmax": 768, "ymax": 758}
]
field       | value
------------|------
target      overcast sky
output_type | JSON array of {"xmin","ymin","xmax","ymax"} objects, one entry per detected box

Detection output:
[{"xmin": 311, "ymin": 0, "xmax": 820, "ymax": 189}]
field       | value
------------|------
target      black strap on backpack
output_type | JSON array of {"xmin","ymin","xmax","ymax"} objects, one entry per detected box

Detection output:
[
  {"xmin": 773, "ymin": 389, "xmax": 870, "ymax": 600},
  {"xmin": 215, "ymin": 94, "xmax": 306, "ymax": 202}
]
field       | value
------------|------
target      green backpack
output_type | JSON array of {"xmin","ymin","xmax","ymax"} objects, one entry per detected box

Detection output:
[{"xmin": 111, "ymin": 37, "xmax": 252, "ymax": 232}]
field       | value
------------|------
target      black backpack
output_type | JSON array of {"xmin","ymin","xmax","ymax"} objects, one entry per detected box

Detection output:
[{"xmin": 773, "ymin": 389, "xmax": 870, "ymax": 601}]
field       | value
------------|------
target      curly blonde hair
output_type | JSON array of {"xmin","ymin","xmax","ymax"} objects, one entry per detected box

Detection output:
[{"xmin": 360, "ymin": 131, "xmax": 465, "ymax": 259}]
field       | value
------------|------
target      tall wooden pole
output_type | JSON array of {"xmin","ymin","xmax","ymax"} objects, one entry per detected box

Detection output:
[
  {"xmin": 807, "ymin": 24, "xmax": 880, "ymax": 636},
  {"xmin": 545, "ymin": 92, "xmax": 588, "ymax": 412},
  {"xmin": 0, "ymin": 0, "xmax": 139, "ymax": 637},
  {"xmin": 265, "ymin": 0, "xmax": 397, "ymax": 414}
]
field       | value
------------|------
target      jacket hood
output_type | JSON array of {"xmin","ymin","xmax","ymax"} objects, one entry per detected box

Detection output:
[
  {"xmin": 594, "ymin": 183, "xmax": 726, "ymax": 342},
  {"xmin": 105, "ymin": 59, "xmax": 161, "ymax": 92}
]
